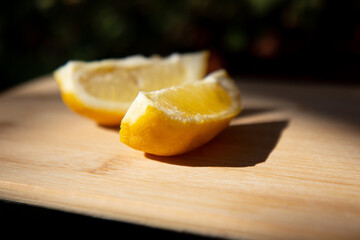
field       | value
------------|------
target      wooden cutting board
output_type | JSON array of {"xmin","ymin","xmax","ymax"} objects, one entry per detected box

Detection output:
[{"xmin": 0, "ymin": 75, "xmax": 359, "ymax": 240}]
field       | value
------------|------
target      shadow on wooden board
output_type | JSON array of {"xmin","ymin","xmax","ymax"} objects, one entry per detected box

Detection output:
[{"xmin": 146, "ymin": 120, "xmax": 289, "ymax": 167}]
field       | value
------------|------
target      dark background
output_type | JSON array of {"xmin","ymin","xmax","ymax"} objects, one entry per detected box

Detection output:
[
  {"xmin": 0, "ymin": 0, "xmax": 359, "ymax": 92},
  {"xmin": 0, "ymin": 199, "xmax": 219, "ymax": 239}
]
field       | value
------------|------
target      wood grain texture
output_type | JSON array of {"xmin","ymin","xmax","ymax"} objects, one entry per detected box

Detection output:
[{"xmin": 0, "ymin": 76, "xmax": 359, "ymax": 239}]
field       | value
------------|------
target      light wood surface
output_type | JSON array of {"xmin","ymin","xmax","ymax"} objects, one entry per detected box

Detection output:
[{"xmin": 0, "ymin": 76, "xmax": 359, "ymax": 239}]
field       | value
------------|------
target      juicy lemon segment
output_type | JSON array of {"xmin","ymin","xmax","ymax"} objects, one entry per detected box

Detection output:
[
  {"xmin": 120, "ymin": 69, "xmax": 242, "ymax": 156},
  {"xmin": 54, "ymin": 51, "xmax": 209, "ymax": 126},
  {"xmin": 154, "ymin": 82, "xmax": 233, "ymax": 116}
]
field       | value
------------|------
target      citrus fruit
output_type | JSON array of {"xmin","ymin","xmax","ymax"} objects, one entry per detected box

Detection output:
[
  {"xmin": 54, "ymin": 51, "xmax": 209, "ymax": 126},
  {"xmin": 119, "ymin": 69, "xmax": 242, "ymax": 156}
]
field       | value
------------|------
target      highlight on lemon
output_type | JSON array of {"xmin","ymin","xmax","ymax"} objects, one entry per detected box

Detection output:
[
  {"xmin": 119, "ymin": 69, "xmax": 242, "ymax": 156},
  {"xmin": 53, "ymin": 51, "xmax": 209, "ymax": 126}
]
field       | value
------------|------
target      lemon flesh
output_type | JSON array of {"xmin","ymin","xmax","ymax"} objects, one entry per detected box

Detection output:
[
  {"xmin": 54, "ymin": 51, "xmax": 209, "ymax": 126},
  {"xmin": 120, "ymin": 69, "xmax": 242, "ymax": 156}
]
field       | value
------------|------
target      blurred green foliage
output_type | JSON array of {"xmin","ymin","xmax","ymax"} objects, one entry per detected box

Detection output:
[{"xmin": 0, "ymin": 0, "xmax": 359, "ymax": 91}]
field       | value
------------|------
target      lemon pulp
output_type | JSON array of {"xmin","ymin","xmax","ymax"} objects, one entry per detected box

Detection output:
[
  {"xmin": 54, "ymin": 51, "xmax": 209, "ymax": 125},
  {"xmin": 120, "ymin": 69, "xmax": 242, "ymax": 156}
]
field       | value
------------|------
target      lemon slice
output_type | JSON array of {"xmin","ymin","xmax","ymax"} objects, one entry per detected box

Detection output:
[
  {"xmin": 120, "ymin": 69, "xmax": 242, "ymax": 156},
  {"xmin": 54, "ymin": 51, "xmax": 209, "ymax": 126}
]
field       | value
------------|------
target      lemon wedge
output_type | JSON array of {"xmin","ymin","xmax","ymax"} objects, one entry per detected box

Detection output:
[
  {"xmin": 120, "ymin": 69, "xmax": 242, "ymax": 156},
  {"xmin": 54, "ymin": 51, "xmax": 209, "ymax": 126}
]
